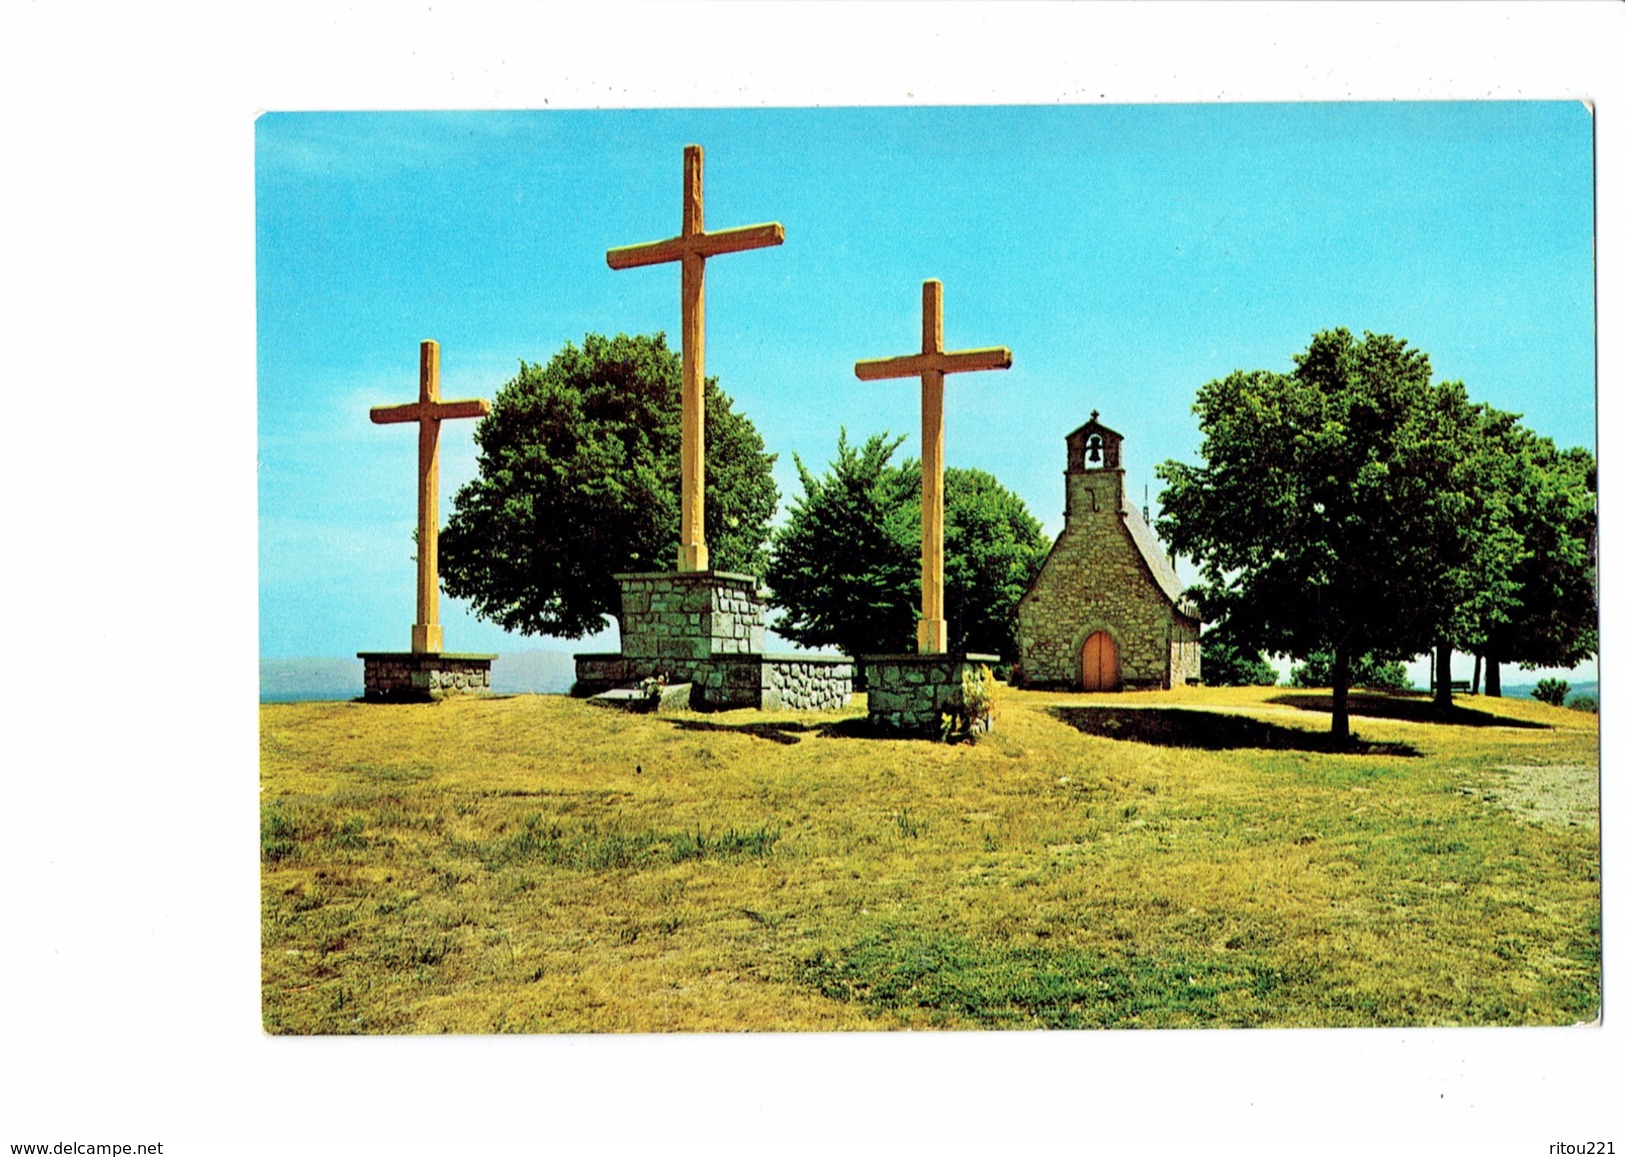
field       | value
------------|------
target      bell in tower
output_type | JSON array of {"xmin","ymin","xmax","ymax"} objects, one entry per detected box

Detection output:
[
  {"xmin": 1063, "ymin": 411, "xmax": 1127, "ymax": 521},
  {"xmin": 1066, "ymin": 410, "xmax": 1124, "ymax": 473}
]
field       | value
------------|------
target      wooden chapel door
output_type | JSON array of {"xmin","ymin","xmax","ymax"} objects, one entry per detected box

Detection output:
[{"xmin": 1080, "ymin": 630, "xmax": 1120, "ymax": 691}]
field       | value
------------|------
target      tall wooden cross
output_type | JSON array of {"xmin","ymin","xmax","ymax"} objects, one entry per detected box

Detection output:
[
  {"xmin": 607, "ymin": 144, "xmax": 784, "ymax": 573},
  {"xmin": 370, "ymin": 340, "xmax": 491, "ymax": 654},
  {"xmin": 855, "ymin": 280, "xmax": 1011, "ymax": 654}
]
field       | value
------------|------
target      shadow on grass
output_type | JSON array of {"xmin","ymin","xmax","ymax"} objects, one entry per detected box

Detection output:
[
  {"xmin": 1267, "ymin": 692, "xmax": 1550, "ymax": 730},
  {"xmin": 349, "ymin": 693, "xmax": 528, "ymax": 705},
  {"xmin": 667, "ymin": 718, "xmax": 831, "ymax": 746},
  {"xmin": 1051, "ymin": 706, "xmax": 1421, "ymax": 757},
  {"xmin": 667, "ymin": 716, "xmax": 933, "ymax": 745}
]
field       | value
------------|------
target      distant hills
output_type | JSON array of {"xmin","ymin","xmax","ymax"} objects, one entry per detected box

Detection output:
[
  {"xmin": 1500, "ymin": 680, "xmax": 1598, "ymax": 703},
  {"xmin": 260, "ymin": 651, "xmax": 577, "ymax": 702},
  {"xmin": 488, "ymin": 651, "xmax": 578, "ymax": 695}
]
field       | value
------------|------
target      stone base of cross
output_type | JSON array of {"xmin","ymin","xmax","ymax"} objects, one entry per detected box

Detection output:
[
  {"xmin": 570, "ymin": 571, "xmax": 855, "ymax": 712},
  {"xmin": 358, "ymin": 650, "xmax": 497, "ymax": 702},
  {"xmin": 862, "ymin": 651, "xmax": 1001, "ymax": 735}
]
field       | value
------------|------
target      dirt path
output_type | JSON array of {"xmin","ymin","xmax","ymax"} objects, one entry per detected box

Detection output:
[{"xmin": 1465, "ymin": 763, "xmax": 1600, "ymax": 828}]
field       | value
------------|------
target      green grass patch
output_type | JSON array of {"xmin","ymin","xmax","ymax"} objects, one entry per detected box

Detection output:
[
  {"xmin": 800, "ymin": 931, "xmax": 1292, "ymax": 1028},
  {"xmin": 458, "ymin": 814, "xmax": 782, "ymax": 872},
  {"xmin": 669, "ymin": 825, "xmax": 781, "ymax": 863}
]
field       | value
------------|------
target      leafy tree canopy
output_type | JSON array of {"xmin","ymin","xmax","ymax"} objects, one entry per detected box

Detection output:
[
  {"xmin": 1156, "ymin": 328, "xmax": 1496, "ymax": 741},
  {"xmin": 763, "ymin": 431, "xmax": 919, "ymax": 658},
  {"xmin": 940, "ymin": 465, "xmax": 1054, "ymax": 658},
  {"xmin": 440, "ymin": 333, "xmax": 777, "ymax": 638},
  {"xmin": 765, "ymin": 430, "xmax": 1049, "ymax": 665},
  {"xmin": 1460, "ymin": 418, "xmax": 1596, "ymax": 679}
]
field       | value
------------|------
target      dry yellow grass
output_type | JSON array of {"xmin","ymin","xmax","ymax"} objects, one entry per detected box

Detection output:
[{"xmin": 261, "ymin": 683, "xmax": 1598, "ymax": 1033}]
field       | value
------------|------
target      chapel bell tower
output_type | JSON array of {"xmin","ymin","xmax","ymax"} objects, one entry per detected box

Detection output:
[{"xmin": 1065, "ymin": 410, "xmax": 1125, "ymax": 520}]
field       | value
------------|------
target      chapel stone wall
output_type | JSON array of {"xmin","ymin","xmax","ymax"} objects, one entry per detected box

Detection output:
[
  {"xmin": 1169, "ymin": 620, "xmax": 1202, "ymax": 686},
  {"xmin": 1018, "ymin": 468, "xmax": 1194, "ymax": 689}
]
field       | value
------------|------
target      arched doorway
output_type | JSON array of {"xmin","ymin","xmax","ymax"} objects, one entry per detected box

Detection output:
[{"xmin": 1079, "ymin": 630, "xmax": 1120, "ymax": 691}]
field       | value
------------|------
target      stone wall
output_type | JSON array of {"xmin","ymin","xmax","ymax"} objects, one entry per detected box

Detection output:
[
  {"xmin": 1016, "ymin": 468, "xmax": 1199, "ymax": 690},
  {"xmin": 618, "ymin": 571, "xmax": 765, "ymax": 661},
  {"xmin": 572, "ymin": 653, "xmax": 635, "ymax": 694},
  {"xmin": 1169, "ymin": 624, "xmax": 1202, "ymax": 686},
  {"xmin": 693, "ymin": 655, "xmax": 853, "ymax": 712},
  {"xmin": 573, "ymin": 571, "xmax": 851, "ymax": 712},
  {"xmin": 762, "ymin": 656, "xmax": 853, "ymax": 712},
  {"xmin": 865, "ymin": 652, "xmax": 998, "ymax": 736},
  {"xmin": 574, "ymin": 651, "xmax": 852, "ymax": 711},
  {"xmin": 357, "ymin": 652, "xmax": 495, "ymax": 702}
]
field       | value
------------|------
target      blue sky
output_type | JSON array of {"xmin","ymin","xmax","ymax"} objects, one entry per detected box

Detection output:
[{"xmin": 258, "ymin": 102, "xmax": 1597, "ymax": 679}]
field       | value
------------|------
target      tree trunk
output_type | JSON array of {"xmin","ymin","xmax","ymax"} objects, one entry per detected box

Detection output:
[
  {"xmin": 1433, "ymin": 642, "xmax": 1453, "ymax": 713},
  {"xmin": 1330, "ymin": 644, "xmax": 1352, "ymax": 747},
  {"xmin": 1471, "ymin": 654, "xmax": 1482, "ymax": 696},
  {"xmin": 1485, "ymin": 651, "xmax": 1502, "ymax": 697}
]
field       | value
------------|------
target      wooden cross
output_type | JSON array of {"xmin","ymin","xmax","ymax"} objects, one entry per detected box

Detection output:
[
  {"xmin": 855, "ymin": 280, "xmax": 1011, "ymax": 654},
  {"xmin": 370, "ymin": 340, "xmax": 491, "ymax": 654},
  {"xmin": 607, "ymin": 144, "xmax": 784, "ymax": 573}
]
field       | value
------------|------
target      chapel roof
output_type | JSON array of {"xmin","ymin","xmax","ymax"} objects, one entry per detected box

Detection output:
[
  {"xmin": 1066, "ymin": 410, "xmax": 1124, "ymax": 442},
  {"xmin": 1121, "ymin": 494, "xmax": 1199, "ymax": 619}
]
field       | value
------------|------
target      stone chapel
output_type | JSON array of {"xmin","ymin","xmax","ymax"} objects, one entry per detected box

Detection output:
[{"xmin": 1015, "ymin": 413, "xmax": 1201, "ymax": 690}]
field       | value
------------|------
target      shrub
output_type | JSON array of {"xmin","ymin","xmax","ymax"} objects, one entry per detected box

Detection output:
[
  {"xmin": 1199, "ymin": 633, "xmax": 1278, "ymax": 687},
  {"xmin": 1566, "ymin": 694, "xmax": 1598, "ymax": 713},
  {"xmin": 1531, "ymin": 678, "xmax": 1570, "ymax": 707},
  {"xmin": 1288, "ymin": 650, "xmax": 1412, "ymax": 691},
  {"xmin": 941, "ymin": 664, "xmax": 998, "ymax": 742}
]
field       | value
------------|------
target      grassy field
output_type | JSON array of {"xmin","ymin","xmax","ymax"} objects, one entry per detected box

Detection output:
[{"xmin": 261, "ymin": 683, "xmax": 1599, "ymax": 1033}]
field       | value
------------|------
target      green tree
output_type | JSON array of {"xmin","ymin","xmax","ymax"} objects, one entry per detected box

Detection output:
[
  {"xmin": 1460, "ymin": 423, "xmax": 1596, "ymax": 697},
  {"xmin": 765, "ymin": 431, "xmax": 1049, "ymax": 672},
  {"xmin": 763, "ymin": 431, "xmax": 919, "ymax": 664},
  {"xmin": 1157, "ymin": 328, "xmax": 1488, "ymax": 744},
  {"xmin": 1199, "ymin": 631, "xmax": 1279, "ymax": 687},
  {"xmin": 1417, "ymin": 404, "xmax": 1526, "ymax": 710},
  {"xmin": 1287, "ymin": 650, "xmax": 1412, "ymax": 692},
  {"xmin": 940, "ymin": 465, "xmax": 1052, "ymax": 658},
  {"xmin": 440, "ymin": 333, "xmax": 778, "ymax": 638}
]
